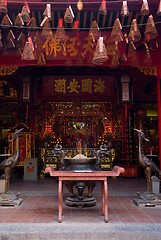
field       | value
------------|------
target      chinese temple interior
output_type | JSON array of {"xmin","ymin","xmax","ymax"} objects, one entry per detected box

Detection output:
[{"xmin": 0, "ymin": 0, "xmax": 161, "ymax": 178}]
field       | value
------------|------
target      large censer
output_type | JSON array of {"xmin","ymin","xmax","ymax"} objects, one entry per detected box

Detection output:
[{"xmin": 51, "ymin": 144, "xmax": 111, "ymax": 207}]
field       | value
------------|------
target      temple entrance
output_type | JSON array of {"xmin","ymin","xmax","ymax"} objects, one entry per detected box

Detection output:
[{"xmin": 41, "ymin": 102, "xmax": 116, "ymax": 149}]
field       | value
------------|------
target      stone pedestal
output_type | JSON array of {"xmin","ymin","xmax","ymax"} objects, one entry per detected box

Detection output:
[
  {"xmin": 134, "ymin": 191, "xmax": 161, "ymax": 207},
  {"xmin": 0, "ymin": 176, "xmax": 5, "ymax": 193},
  {"xmin": 0, "ymin": 191, "xmax": 23, "ymax": 207}
]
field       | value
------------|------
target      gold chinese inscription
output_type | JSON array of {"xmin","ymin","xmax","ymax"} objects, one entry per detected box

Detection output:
[
  {"xmin": 67, "ymin": 78, "xmax": 80, "ymax": 93},
  {"xmin": 53, "ymin": 78, "xmax": 106, "ymax": 94},
  {"xmin": 94, "ymin": 79, "xmax": 106, "ymax": 93},
  {"xmin": 55, "ymin": 79, "xmax": 66, "ymax": 93},
  {"xmin": 82, "ymin": 79, "xmax": 92, "ymax": 93},
  {"xmin": 0, "ymin": 66, "xmax": 18, "ymax": 76}
]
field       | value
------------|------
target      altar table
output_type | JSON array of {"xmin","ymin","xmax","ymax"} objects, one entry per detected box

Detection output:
[{"xmin": 45, "ymin": 166, "xmax": 124, "ymax": 223}]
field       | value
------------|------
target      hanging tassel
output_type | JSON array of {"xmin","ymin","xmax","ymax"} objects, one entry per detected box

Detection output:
[
  {"xmin": 76, "ymin": 32, "xmax": 79, "ymax": 40},
  {"xmin": 59, "ymin": 18, "xmax": 63, "ymax": 28},
  {"xmin": 28, "ymin": 36, "xmax": 34, "ymax": 51},
  {"xmin": 73, "ymin": 20, "xmax": 79, "ymax": 29},
  {"xmin": 22, "ymin": 41, "xmax": 35, "ymax": 60},
  {"xmin": 25, "ymin": 1, "xmax": 30, "ymax": 13}
]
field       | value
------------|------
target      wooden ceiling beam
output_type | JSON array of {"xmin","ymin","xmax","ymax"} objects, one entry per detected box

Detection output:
[
  {"xmin": 77, "ymin": 11, "xmax": 81, "ymax": 22},
  {"xmin": 83, "ymin": 11, "xmax": 87, "ymax": 28},
  {"xmin": 31, "ymin": 11, "xmax": 35, "ymax": 19},
  {"xmin": 121, "ymin": 15, "xmax": 125, "ymax": 26},
  {"xmin": 38, "ymin": 11, "xmax": 42, "ymax": 26},
  {"xmin": 127, "ymin": 11, "xmax": 133, "ymax": 26},
  {"xmin": 108, "ymin": 12, "xmax": 113, "ymax": 28},
  {"xmin": 96, "ymin": 12, "xmax": 100, "ymax": 25},
  {"xmin": 102, "ymin": 14, "xmax": 106, "ymax": 28},
  {"xmin": 116, "ymin": 11, "xmax": 119, "ymax": 19},
  {"xmin": 90, "ymin": 11, "xmax": 94, "ymax": 27},
  {"xmin": 135, "ymin": 12, "xmax": 139, "ymax": 21},
  {"xmin": 51, "ymin": 11, "xmax": 54, "ymax": 28}
]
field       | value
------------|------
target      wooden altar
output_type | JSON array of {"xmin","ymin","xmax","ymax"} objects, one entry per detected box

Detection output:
[
  {"xmin": 41, "ymin": 147, "xmax": 115, "ymax": 172},
  {"xmin": 45, "ymin": 166, "xmax": 125, "ymax": 223}
]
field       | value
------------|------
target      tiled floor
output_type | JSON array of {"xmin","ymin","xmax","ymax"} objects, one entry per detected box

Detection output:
[{"xmin": 0, "ymin": 176, "xmax": 161, "ymax": 224}]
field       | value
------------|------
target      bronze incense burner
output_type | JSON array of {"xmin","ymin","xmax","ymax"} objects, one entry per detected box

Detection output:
[{"xmin": 52, "ymin": 144, "xmax": 111, "ymax": 207}]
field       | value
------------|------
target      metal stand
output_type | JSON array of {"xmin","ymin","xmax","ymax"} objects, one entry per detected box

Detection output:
[{"xmin": 66, "ymin": 196, "xmax": 96, "ymax": 207}]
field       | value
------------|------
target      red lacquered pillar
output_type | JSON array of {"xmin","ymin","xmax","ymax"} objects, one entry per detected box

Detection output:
[{"xmin": 157, "ymin": 64, "xmax": 161, "ymax": 171}]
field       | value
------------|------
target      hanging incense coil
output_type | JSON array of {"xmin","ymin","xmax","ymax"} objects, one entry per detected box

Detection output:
[
  {"xmin": 15, "ymin": 13, "xmax": 24, "ymax": 27},
  {"xmin": 99, "ymin": 0, "xmax": 107, "ymax": 16},
  {"xmin": 41, "ymin": 18, "xmax": 53, "ymax": 39},
  {"xmin": 43, "ymin": 4, "xmax": 51, "ymax": 20},
  {"xmin": 17, "ymin": 32, "xmax": 27, "ymax": 51},
  {"xmin": 64, "ymin": 7, "xmax": 73, "ymax": 24},
  {"xmin": 22, "ymin": 41, "xmax": 35, "ymax": 60},
  {"xmin": 34, "ymin": 31, "xmax": 43, "ymax": 54},
  {"xmin": 0, "ymin": 0, "xmax": 8, "ymax": 14},
  {"xmin": 55, "ymin": 19, "xmax": 67, "ymax": 42},
  {"xmin": 89, "ymin": 20, "xmax": 99, "ymax": 42},
  {"xmin": 140, "ymin": 0, "xmax": 149, "ymax": 16},
  {"xmin": 21, "ymin": 5, "xmax": 30, "ymax": 23},
  {"xmin": 1, "ymin": 15, "xmax": 12, "ymax": 28},
  {"xmin": 121, "ymin": 1, "xmax": 129, "ymax": 16},
  {"xmin": 92, "ymin": 37, "xmax": 108, "ymax": 65},
  {"xmin": 157, "ymin": 0, "xmax": 161, "ymax": 16},
  {"xmin": 127, "ymin": 42, "xmax": 138, "ymax": 64},
  {"xmin": 110, "ymin": 18, "xmax": 123, "ymax": 42},
  {"xmin": 144, "ymin": 15, "xmax": 158, "ymax": 41},
  {"xmin": 128, "ymin": 19, "xmax": 141, "ymax": 42},
  {"xmin": 7, "ymin": 31, "xmax": 15, "ymax": 48}
]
